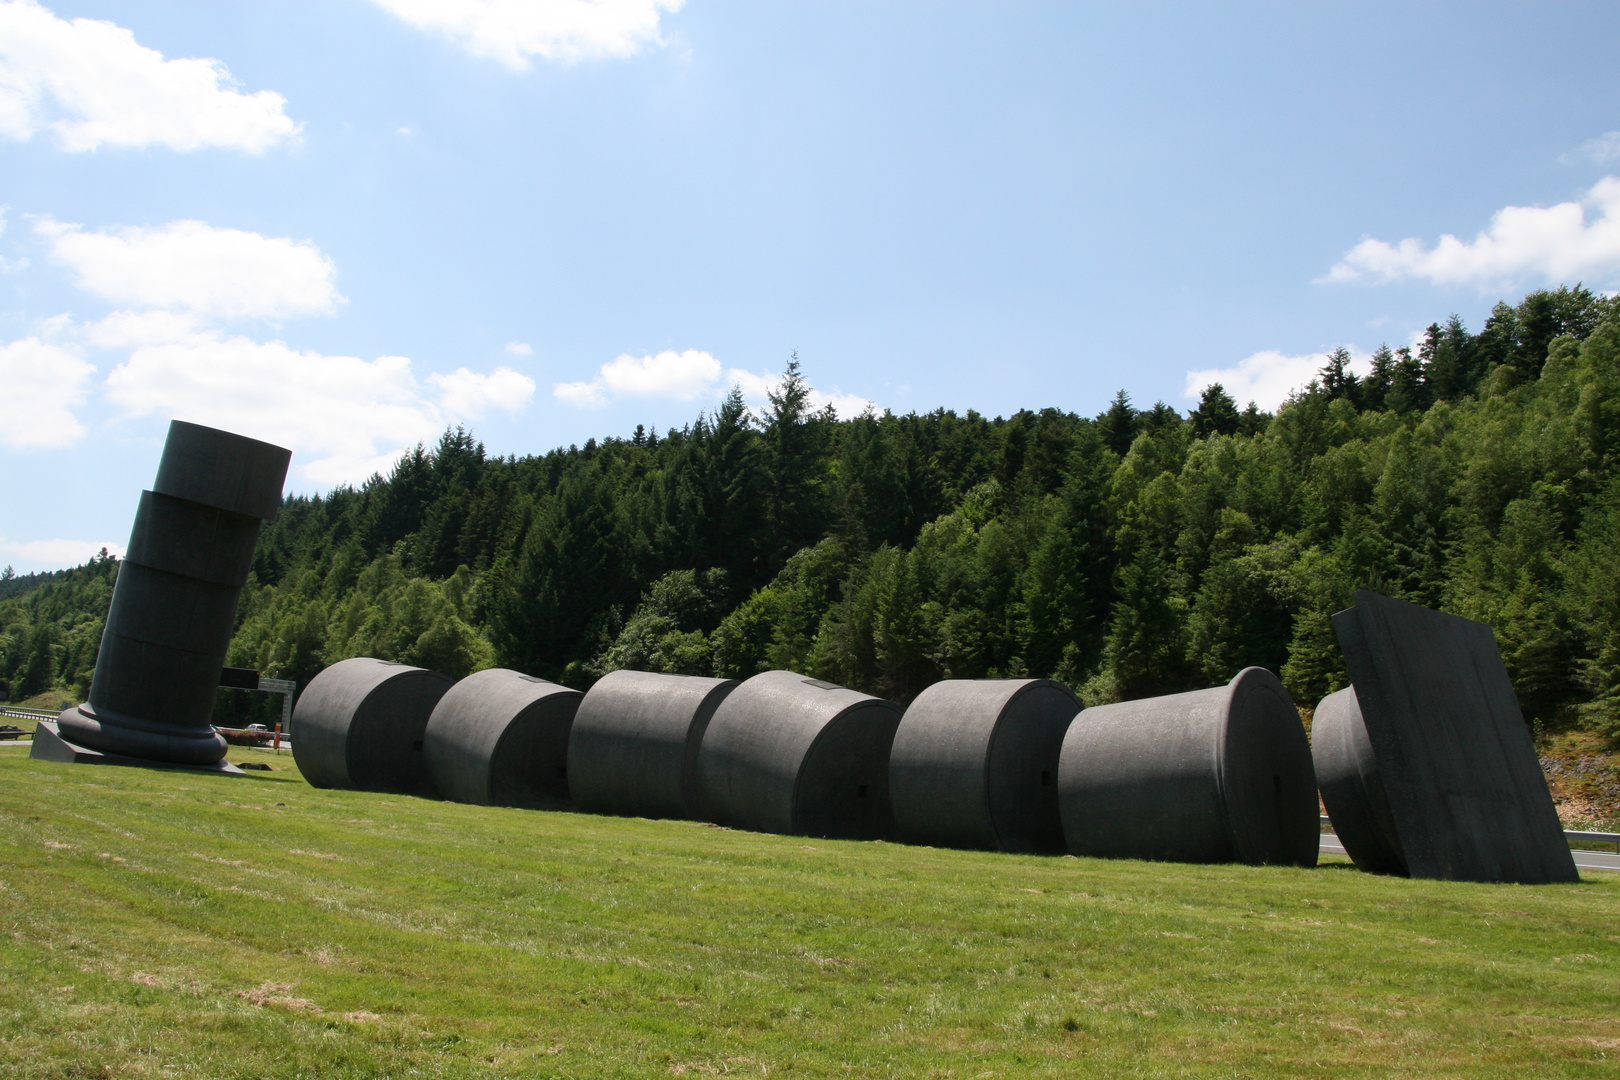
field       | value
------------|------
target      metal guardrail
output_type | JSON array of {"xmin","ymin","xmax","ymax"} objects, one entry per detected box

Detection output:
[
  {"xmin": 1, "ymin": 706, "xmax": 57, "ymax": 722},
  {"xmin": 1320, "ymin": 814, "xmax": 1620, "ymax": 852}
]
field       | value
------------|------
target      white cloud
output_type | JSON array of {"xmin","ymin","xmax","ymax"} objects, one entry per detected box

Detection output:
[
  {"xmin": 1321, "ymin": 176, "xmax": 1620, "ymax": 290},
  {"xmin": 0, "ymin": 536, "xmax": 124, "ymax": 568},
  {"xmin": 504, "ymin": 340, "xmax": 532, "ymax": 356},
  {"xmin": 40, "ymin": 218, "xmax": 342, "ymax": 321},
  {"xmin": 1562, "ymin": 131, "xmax": 1620, "ymax": 166},
  {"xmin": 426, "ymin": 365, "xmax": 535, "ymax": 417},
  {"xmin": 554, "ymin": 348, "xmax": 720, "ymax": 407},
  {"xmin": 0, "ymin": 0, "xmax": 300, "ymax": 153},
  {"xmin": 370, "ymin": 0, "xmax": 684, "ymax": 69},
  {"xmin": 553, "ymin": 349, "xmax": 880, "ymax": 418},
  {"xmin": 726, "ymin": 367, "xmax": 878, "ymax": 420},
  {"xmin": 103, "ymin": 331, "xmax": 533, "ymax": 485},
  {"xmin": 1185, "ymin": 348, "xmax": 1372, "ymax": 412},
  {"xmin": 0, "ymin": 334, "xmax": 93, "ymax": 448}
]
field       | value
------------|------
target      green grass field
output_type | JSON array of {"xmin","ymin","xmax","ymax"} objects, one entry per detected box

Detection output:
[{"xmin": 1, "ymin": 746, "xmax": 1616, "ymax": 1079}]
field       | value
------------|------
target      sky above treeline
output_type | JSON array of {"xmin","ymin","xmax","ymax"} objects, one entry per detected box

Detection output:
[{"xmin": 2, "ymin": 0, "xmax": 1619, "ymax": 573}]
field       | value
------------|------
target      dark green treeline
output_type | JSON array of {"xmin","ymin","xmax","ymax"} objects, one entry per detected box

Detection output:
[{"xmin": 5, "ymin": 286, "xmax": 1620, "ymax": 740}]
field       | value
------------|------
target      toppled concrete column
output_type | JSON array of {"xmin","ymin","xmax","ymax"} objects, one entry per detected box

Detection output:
[
  {"xmin": 1057, "ymin": 667, "xmax": 1318, "ymax": 866},
  {"xmin": 52, "ymin": 421, "xmax": 290, "ymax": 766},
  {"xmin": 889, "ymin": 678, "xmax": 1080, "ymax": 852},
  {"xmin": 292, "ymin": 657, "xmax": 451, "ymax": 797},
  {"xmin": 424, "ymin": 668, "xmax": 580, "ymax": 809},
  {"xmin": 1311, "ymin": 686, "xmax": 1406, "ymax": 875},
  {"xmin": 1328, "ymin": 590, "xmax": 1577, "ymax": 883},
  {"xmin": 697, "ymin": 670, "xmax": 901, "ymax": 839},
  {"xmin": 568, "ymin": 670, "xmax": 737, "ymax": 819}
]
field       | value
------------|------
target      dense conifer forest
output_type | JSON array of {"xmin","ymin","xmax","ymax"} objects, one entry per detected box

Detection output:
[{"xmin": 5, "ymin": 286, "xmax": 1620, "ymax": 741}]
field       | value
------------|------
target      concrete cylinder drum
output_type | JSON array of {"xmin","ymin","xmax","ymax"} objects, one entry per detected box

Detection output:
[
  {"xmin": 567, "ymin": 670, "xmax": 738, "ymax": 819},
  {"xmin": 1312, "ymin": 686, "xmax": 1406, "ymax": 875},
  {"xmin": 1057, "ymin": 667, "xmax": 1318, "ymax": 866},
  {"xmin": 889, "ymin": 679, "xmax": 1081, "ymax": 853},
  {"xmin": 697, "ymin": 670, "xmax": 902, "ymax": 839},
  {"xmin": 292, "ymin": 657, "xmax": 451, "ymax": 797},
  {"xmin": 424, "ymin": 668, "xmax": 581, "ymax": 809},
  {"xmin": 56, "ymin": 420, "xmax": 290, "ymax": 765}
]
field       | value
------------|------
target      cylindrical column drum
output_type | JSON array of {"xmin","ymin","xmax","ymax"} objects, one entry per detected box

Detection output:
[
  {"xmin": 424, "ymin": 668, "xmax": 581, "ymax": 809},
  {"xmin": 890, "ymin": 679, "xmax": 1081, "ymax": 852},
  {"xmin": 697, "ymin": 670, "xmax": 902, "ymax": 839},
  {"xmin": 1312, "ymin": 685, "xmax": 1407, "ymax": 875},
  {"xmin": 58, "ymin": 421, "xmax": 290, "ymax": 764},
  {"xmin": 1057, "ymin": 667, "xmax": 1318, "ymax": 866},
  {"xmin": 567, "ymin": 670, "xmax": 738, "ymax": 819},
  {"xmin": 292, "ymin": 657, "xmax": 451, "ymax": 797}
]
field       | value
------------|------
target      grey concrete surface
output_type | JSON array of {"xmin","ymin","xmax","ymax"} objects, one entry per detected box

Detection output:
[
  {"xmin": 1312, "ymin": 686, "xmax": 1408, "ymax": 875},
  {"xmin": 424, "ymin": 668, "xmax": 581, "ymax": 809},
  {"xmin": 57, "ymin": 421, "xmax": 290, "ymax": 766},
  {"xmin": 889, "ymin": 679, "xmax": 1080, "ymax": 852},
  {"xmin": 292, "ymin": 657, "xmax": 452, "ymax": 797},
  {"xmin": 1332, "ymin": 590, "xmax": 1579, "ymax": 884},
  {"xmin": 1058, "ymin": 667, "xmax": 1318, "ymax": 865},
  {"xmin": 1318, "ymin": 831, "xmax": 1620, "ymax": 873},
  {"xmin": 30, "ymin": 720, "xmax": 243, "ymax": 774},
  {"xmin": 568, "ymin": 670, "xmax": 737, "ymax": 819},
  {"xmin": 698, "ymin": 670, "xmax": 902, "ymax": 839}
]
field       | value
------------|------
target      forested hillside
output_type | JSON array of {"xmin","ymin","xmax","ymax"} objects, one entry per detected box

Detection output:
[{"xmin": 5, "ymin": 286, "xmax": 1620, "ymax": 740}]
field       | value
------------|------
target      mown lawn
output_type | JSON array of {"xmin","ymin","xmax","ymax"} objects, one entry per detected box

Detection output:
[{"xmin": 0, "ymin": 745, "xmax": 1615, "ymax": 1079}]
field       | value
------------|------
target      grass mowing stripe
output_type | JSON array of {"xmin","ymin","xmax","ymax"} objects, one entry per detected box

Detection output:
[{"xmin": 1, "ymin": 746, "xmax": 1616, "ymax": 1078}]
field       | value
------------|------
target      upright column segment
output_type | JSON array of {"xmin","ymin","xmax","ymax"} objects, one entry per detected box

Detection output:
[{"xmin": 55, "ymin": 421, "xmax": 290, "ymax": 765}]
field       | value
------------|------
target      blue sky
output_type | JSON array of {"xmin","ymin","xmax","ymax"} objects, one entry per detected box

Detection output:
[{"xmin": 3, "ymin": 0, "xmax": 1620, "ymax": 572}]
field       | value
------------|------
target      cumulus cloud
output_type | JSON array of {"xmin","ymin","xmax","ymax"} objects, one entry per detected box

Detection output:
[
  {"xmin": 553, "ymin": 349, "xmax": 879, "ymax": 417},
  {"xmin": 555, "ymin": 348, "xmax": 721, "ymax": 407},
  {"xmin": 1321, "ymin": 176, "xmax": 1620, "ymax": 290},
  {"xmin": 504, "ymin": 340, "xmax": 532, "ymax": 356},
  {"xmin": 0, "ymin": 334, "xmax": 94, "ymax": 448},
  {"xmin": 1562, "ymin": 131, "xmax": 1620, "ymax": 166},
  {"xmin": 0, "ymin": 0, "xmax": 300, "ymax": 152},
  {"xmin": 1185, "ymin": 348, "xmax": 1372, "ymax": 412},
  {"xmin": 40, "ymin": 218, "xmax": 342, "ymax": 321},
  {"xmin": 725, "ymin": 367, "xmax": 878, "ymax": 420},
  {"xmin": 426, "ymin": 365, "xmax": 536, "ymax": 417},
  {"xmin": 370, "ymin": 0, "xmax": 683, "ymax": 69},
  {"xmin": 103, "ymin": 332, "xmax": 535, "ymax": 485},
  {"xmin": 0, "ymin": 536, "xmax": 124, "ymax": 568}
]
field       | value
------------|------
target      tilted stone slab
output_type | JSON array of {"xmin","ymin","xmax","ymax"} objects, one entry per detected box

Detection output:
[
  {"xmin": 568, "ymin": 670, "xmax": 737, "ymax": 819},
  {"xmin": 424, "ymin": 668, "xmax": 581, "ymax": 809},
  {"xmin": 1058, "ymin": 667, "xmax": 1318, "ymax": 866},
  {"xmin": 889, "ymin": 678, "xmax": 1080, "ymax": 852},
  {"xmin": 1329, "ymin": 590, "xmax": 1577, "ymax": 883},
  {"xmin": 697, "ymin": 670, "xmax": 901, "ymax": 839},
  {"xmin": 292, "ymin": 657, "xmax": 451, "ymax": 798}
]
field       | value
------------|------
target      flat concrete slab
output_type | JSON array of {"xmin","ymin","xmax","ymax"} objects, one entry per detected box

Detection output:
[
  {"xmin": 30, "ymin": 721, "xmax": 243, "ymax": 775},
  {"xmin": 1319, "ymin": 832, "xmax": 1619, "ymax": 873},
  {"xmin": 1331, "ymin": 590, "xmax": 1578, "ymax": 884}
]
